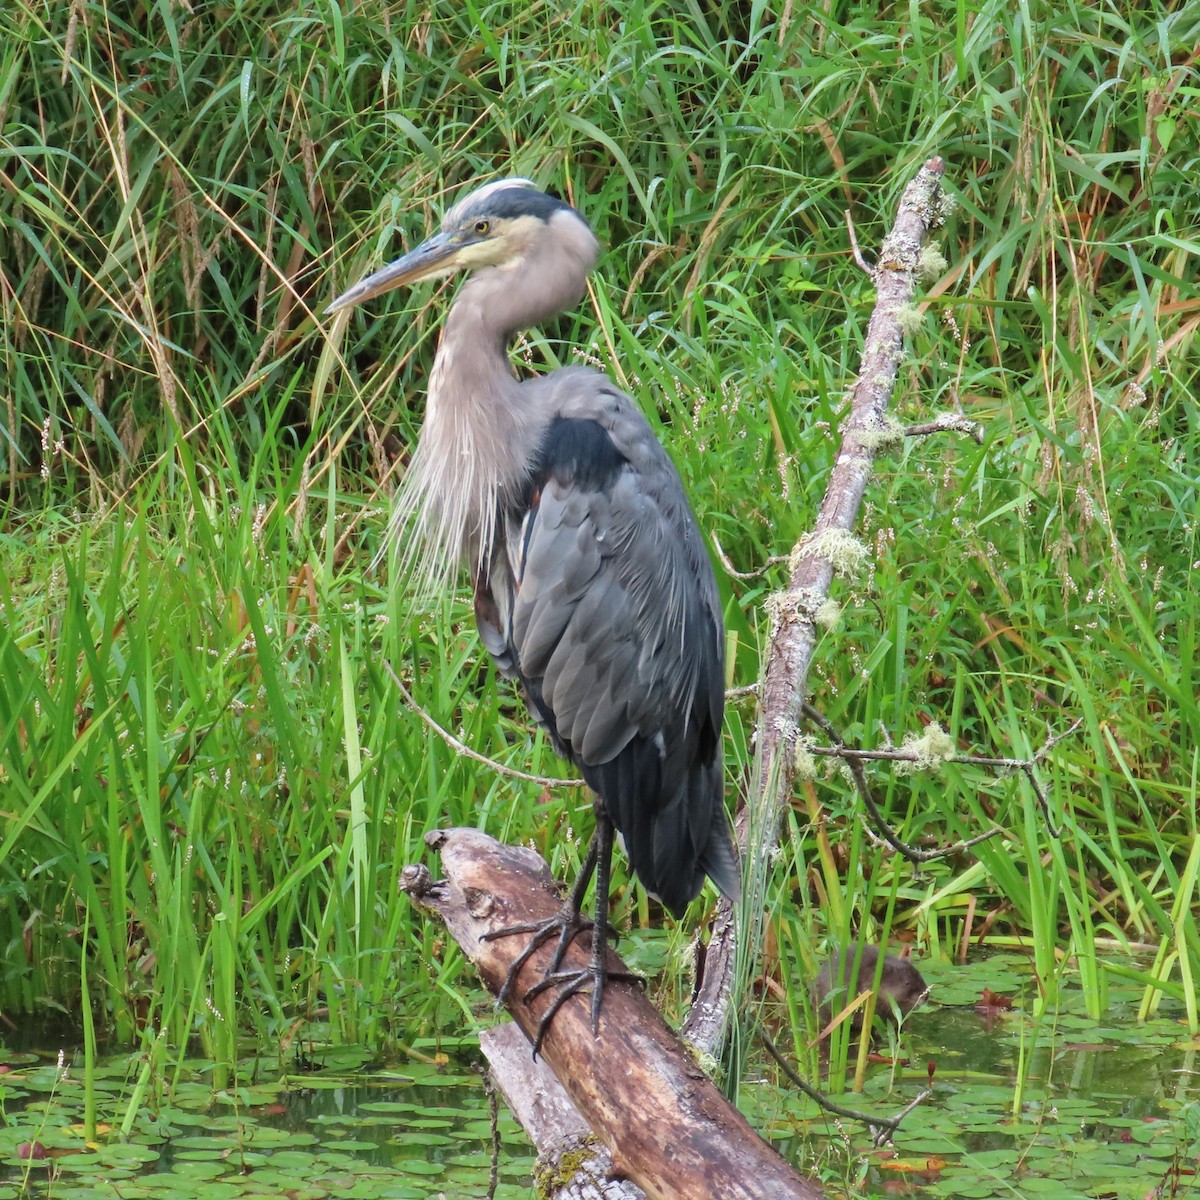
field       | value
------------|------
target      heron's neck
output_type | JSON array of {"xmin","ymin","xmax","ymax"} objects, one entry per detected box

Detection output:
[
  {"xmin": 411, "ymin": 293, "xmax": 543, "ymax": 576},
  {"xmin": 427, "ymin": 254, "xmax": 581, "ymax": 472},
  {"xmin": 430, "ymin": 294, "xmax": 514, "ymax": 411},
  {"xmin": 399, "ymin": 214, "xmax": 598, "ymax": 584},
  {"xmin": 411, "ymin": 252, "xmax": 590, "ymax": 575}
]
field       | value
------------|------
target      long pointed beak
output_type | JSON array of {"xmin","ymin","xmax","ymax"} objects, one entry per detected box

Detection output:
[{"xmin": 325, "ymin": 229, "xmax": 466, "ymax": 315}]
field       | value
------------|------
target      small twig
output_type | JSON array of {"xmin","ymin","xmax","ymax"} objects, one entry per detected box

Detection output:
[
  {"xmin": 1031, "ymin": 717, "xmax": 1084, "ymax": 763},
  {"xmin": 804, "ymin": 714, "xmax": 1077, "ymax": 840},
  {"xmin": 725, "ymin": 682, "xmax": 762, "ymax": 700},
  {"xmin": 904, "ymin": 414, "xmax": 985, "ymax": 443},
  {"xmin": 845, "ymin": 209, "xmax": 873, "ymax": 275},
  {"xmin": 874, "ymin": 1086, "xmax": 936, "ymax": 1147},
  {"xmin": 801, "ymin": 703, "xmax": 1004, "ymax": 863},
  {"xmin": 383, "ymin": 659, "xmax": 584, "ymax": 789},
  {"xmin": 711, "ymin": 533, "xmax": 789, "ymax": 582},
  {"xmin": 1020, "ymin": 719, "xmax": 1082, "ymax": 836},
  {"xmin": 758, "ymin": 1027, "xmax": 931, "ymax": 1148}
]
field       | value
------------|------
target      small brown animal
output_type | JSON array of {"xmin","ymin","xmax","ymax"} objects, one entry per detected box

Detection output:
[{"xmin": 813, "ymin": 943, "xmax": 928, "ymax": 1034}]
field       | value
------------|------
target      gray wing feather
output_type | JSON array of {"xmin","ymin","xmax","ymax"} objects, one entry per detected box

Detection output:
[{"xmin": 515, "ymin": 471, "xmax": 689, "ymax": 765}]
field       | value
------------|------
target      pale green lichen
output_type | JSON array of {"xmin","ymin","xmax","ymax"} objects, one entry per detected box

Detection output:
[
  {"xmin": 794, "ymin": 738, "xmax": 818, "ymax": 782},
  {"xmin": 764, "ymin": 586, "xmax": 835, "ymax": 633},
  {"xmin": 764, "ymin": 589, "xmax": 791, "ymax": 619},
  {"xmin": 796, "ymin": 529, "xmax": 869, "ymax": 581},
  {"xmin": 855, "ymin": 415, "xmax": 906, "ymax": 453},
  {"xmin": 917, "ymin": 242, "xmax": 948, "ymax": 282},
  {"xmin": 813, "ymin": 596, "xmax": 842, "ymax": 630},
  {"xmin": 763, "ymin": 589, "xmax": 793, "ymax": 638},
  {"xmin": 773, "ymin": 713, "xmax": 799, "ymax": 748},
  {"xmin": 894, "ymin": 722, "xmax": 956, "ymax": 775},
  {"xmin": 534, "ymin": 1136, "xmax": 603, "ymax": 1197},
  {"xmin": 894, "ymin": 303, "xmax": 925, "ymax": 336},
  {"xmin": 689, "ymin": 1044, "xmax": 722, "ymax": 1077}
]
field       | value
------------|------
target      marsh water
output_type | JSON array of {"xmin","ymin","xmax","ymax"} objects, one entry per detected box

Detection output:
[{"xmin": 1, "ymin": 952, "xmax": 1196, "ymax": 1199}]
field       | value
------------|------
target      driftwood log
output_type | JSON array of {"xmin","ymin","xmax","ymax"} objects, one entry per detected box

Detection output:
[
  {"xmin": 480, "ymin": 1023, "xmax": 646, "ymax": 1199},
  {"xmin": 401, "ymin": 828, "xmax": 824, "ymax": 1200}
]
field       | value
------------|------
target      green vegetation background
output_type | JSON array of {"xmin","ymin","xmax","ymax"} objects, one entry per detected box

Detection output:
[{"xmin": 0, "ymin": 0, "xmax": 1197, "ymax": 1088}]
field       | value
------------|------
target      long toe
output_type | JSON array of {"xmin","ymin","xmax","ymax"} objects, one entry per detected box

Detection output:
[
  {"xmin": 482, "ymin": 902, "xmax": 592, "ymax": 1007},
  {"xmin": 530, "ymin": 973, "xmax": 591, "ymax": 1058}
]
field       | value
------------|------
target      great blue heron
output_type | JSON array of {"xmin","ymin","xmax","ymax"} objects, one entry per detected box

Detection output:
[{"xmin": 328, "ymin": 178, "xmax": 740, "ymax": 1047}]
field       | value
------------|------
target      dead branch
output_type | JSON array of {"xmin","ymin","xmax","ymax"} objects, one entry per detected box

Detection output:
[
  {"xmin": 711, "ymin": 532, "xmax": 790, "ymax": 581},
  {"xmin": 845, "ymin": 209, "xmax": 873, "ymax": 274},
  {"xmin": 800, "ymin": 702, "xmax": 1005, "ymax": 862},
  {"xmin": 904, "ymin": 413, "xmax": 985, "ymax": 442},
  {"xmin": 402, "ymin": 829, "xmax": 825, "ymax": 1200},
  {"xmin": 384, "ymin": 659, "xmax": 584, "ymax": 789},
  {"xmin": 803, "ymin": 710, "xmax": 1079, "ymax": 842},
  {"xmin": 684, "ymin": 157, "xmax": 950, "ymax": 1057}
]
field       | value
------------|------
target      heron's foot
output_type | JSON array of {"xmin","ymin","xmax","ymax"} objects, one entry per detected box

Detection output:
[
  {"xmin": 481, "ymin": 903, "xmax": 594, "ymax": 1008},
  {"xmin": 481, "ymin": 904, "xmax": 642, "ymax": 1055},
  {"xmin": 524, "ymin": 961, "xmax": 645, "ymax": 1056}
]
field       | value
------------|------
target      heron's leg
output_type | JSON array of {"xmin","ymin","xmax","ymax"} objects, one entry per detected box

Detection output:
[
  {"xmin": 524, "ymin": 815, "xmax": 614, "ymax": 1001},
  {"xmin": 547, "ymin": 829, "xmax": 603, "ymax": 973},
  {"xmin": 482, "ymin": 813, "xmax": 642, "ymax": 1055},
  {"xmin": 523, "ymin": 814, "xmax": 643, "ymax": 1055},
  {"xmin": 586, "ymin": 812, "xmax": 616, "ymax": 1031}
]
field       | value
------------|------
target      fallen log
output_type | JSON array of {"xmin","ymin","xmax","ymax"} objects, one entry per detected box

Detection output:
[{"xmin": 401, "ymin": 828, "xmax": 824, "ymax": 1200}]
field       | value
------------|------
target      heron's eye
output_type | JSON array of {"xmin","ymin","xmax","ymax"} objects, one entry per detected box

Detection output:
[{"xmin": 474, "ymin": 219, "xmax": 490, "ymax": 236}]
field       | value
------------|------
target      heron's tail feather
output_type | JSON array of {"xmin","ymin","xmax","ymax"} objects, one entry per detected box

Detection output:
[
  {"xmin": 637, "ymin": 754, "xmax": 739, "ymax": 919},
  {"xmin": 699, "ymin": 814, "xmax": 741, "ymax": 905}
]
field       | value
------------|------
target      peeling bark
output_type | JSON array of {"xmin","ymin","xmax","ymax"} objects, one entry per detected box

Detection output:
[{"xmin": 481, "ymin": 1023, "xmax": 644, "ymax": 1200}]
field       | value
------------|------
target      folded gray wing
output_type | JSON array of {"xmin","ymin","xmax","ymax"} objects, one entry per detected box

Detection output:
[
  {"xmin": 514, "ymin": 461, "xmax": 714, "ymax": 763},
  {"xmin": 487, "ymin": 402, "xmax": 736, "ymax": 914}
]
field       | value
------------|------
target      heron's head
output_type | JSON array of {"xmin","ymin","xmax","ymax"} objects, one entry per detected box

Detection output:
[{"xmin": 326, "ymin": 178, "xmax": 600, "ymax": 315}]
